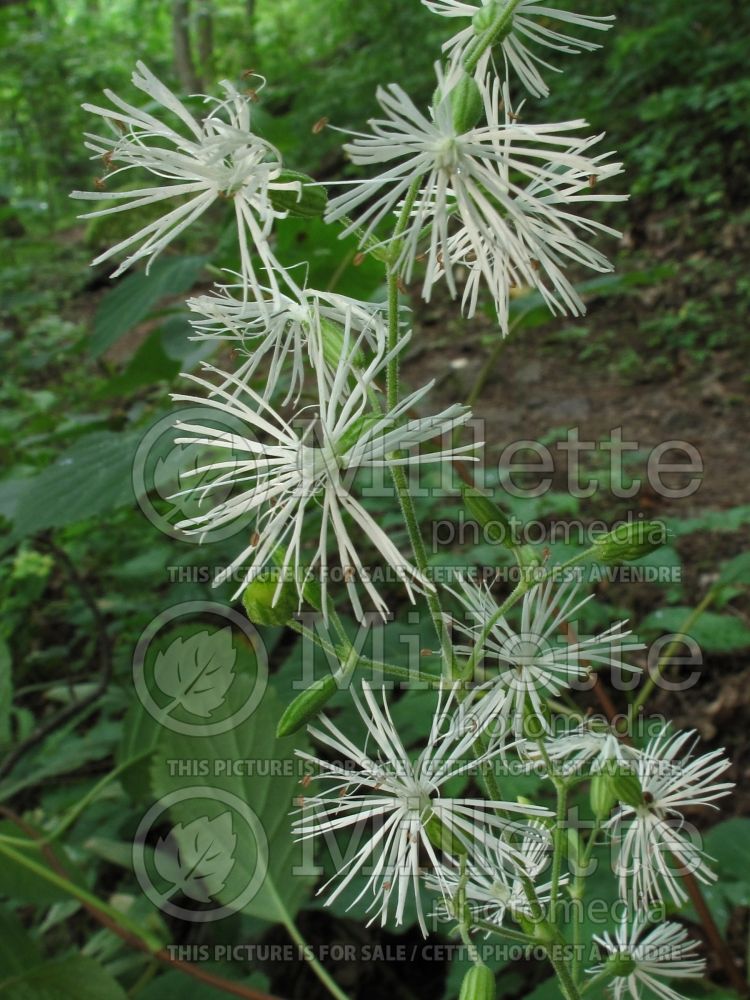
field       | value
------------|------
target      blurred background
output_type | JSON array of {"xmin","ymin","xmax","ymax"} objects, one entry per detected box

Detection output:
[{"xmin": 1, "ymin": 1, "xmax": 750, "ymax": 998}]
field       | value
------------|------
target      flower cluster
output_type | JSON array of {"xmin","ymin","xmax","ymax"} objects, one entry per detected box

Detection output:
[{"xmin": 75, "ymin": 6, "xmax": 734, "ymax": 999}]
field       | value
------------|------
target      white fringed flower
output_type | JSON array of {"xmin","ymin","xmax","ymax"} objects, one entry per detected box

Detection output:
[
  {"xmin": 426, "ymin": 820, "xmax": 560, "ymax": 927},
  {"xmin": 589, "ymin": 919, "xmax": 705, "ymax": 1000},
  {"xmin": 293, "ymin": 682, "xmax": 551, "ymax": 934},
  {"xmin": 540, "ymin": 721, "xmax": 641, "ymax": 775},
  {"xmin": 326, "ymin": 68, "xmax": 624, "ymax": 333},
  {"xmin": 71, "ymin": 62, "xmax": 298, "ymax": 300},
  {"xmin": 449, "ymin": 576, "xmax": 642, "ymax": 739},
  {"xmin": 187, "ymin": 281, "xmax": 389, "ymax": 404},
  {"xmin": 607, "ymin": 728, "xmax": 732, "ymax": 908},
  {"xmin": 422, "ymin": 1, "xmax": 614, "ymax": 98},
  {"xmin": 170, "ymin": 328, "xmax": 478, "ymax": 621}
]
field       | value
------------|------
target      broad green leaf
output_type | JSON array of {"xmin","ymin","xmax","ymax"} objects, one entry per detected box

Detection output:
[
  {"xmin": 704, "ymin": 818, "xmax": 750, "ymax": 878},
  {"xmin": 639, "ymin": 607, "xmax": 750, "ymax": 653},
  {"xmin": 0, "ymin": 908, "xmax": 41, "ymax": 976},
  {"xmin": 0, "ymin": 956, "xmax": 127, "ymax": 1000},
  {"xmin": 10, "ymin": 429, "xmax": 145, "ymax": 537},
  {"xmin": 717, "ymin": 551, "xmax": 750, "ymax": 587},
  {"xmin": 152, "ymin": 674, "xmax": 314, "ymax": 925},
  {"xmin": 90, "ymin": 256, "xmax": 206, "ymax": 357}
]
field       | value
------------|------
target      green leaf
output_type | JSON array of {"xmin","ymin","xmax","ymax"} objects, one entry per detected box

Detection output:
[
  {"xmin": 0, "ymin": 823, "xmax": 87, "ymax": 904},
  {"xmin": 0, "ymin": 908, "xmax": 42, "ymax": 976},
  {"xmin": 717, "ymin": 551, "xmax": 750, "ymax": 588},
  {"xmin": 151, "ymin": 674, "xmax": 314, "ymax": 925},
  {"xmin": 90, "ymin": 255, "xmax": 206, "ymax": 357},
  {"xmin": 10, "ymin": 429, "xmax": 145, "ymax": 537},
  {"xmin": 0, "ymin": 639, "xmax": 11, "ymax": 749},
  {"xmin": 639, "ymin": 608, "xmax": 750, "ymax": 653},
  {"xmin": 0, "ymin": 956, "xmax": 127, "ymax": 1000},
  {"xmin": 704, "ymin": 818, "xmax": 750, "ymax": 878}
]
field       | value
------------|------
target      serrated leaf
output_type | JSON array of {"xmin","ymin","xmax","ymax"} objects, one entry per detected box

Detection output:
[
  {"xmin": 90, "ymin": 255, "xmax": 206, "ymax": 357},
  {"xmin": 154, "ymin": 813, "xmax": 237, "ymax": 902},
  {"xmin": 152, "ymin": 675, "xmax": 314, "ymax": 925},
  {"xmin": 9, "ymin": 429, "xmax": 147, "ymax": 537},
  {"xmin": 153, "ymin": 628, "xmax": 236, "ymax": 719}
]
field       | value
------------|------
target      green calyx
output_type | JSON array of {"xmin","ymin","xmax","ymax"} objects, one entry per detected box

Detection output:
[
  {"xmin": 242, "ymin": 574, "xmax": 299, "ymax": 627},
  {"xmin": 459, "ymin": 963, "xmax": 496, "ymax": 1000},
  {"xmin": 606, "ymin": 950, "xmax": 637, "ymax": 977}
]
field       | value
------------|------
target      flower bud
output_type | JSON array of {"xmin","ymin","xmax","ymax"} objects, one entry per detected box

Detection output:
[
  {"xmin": 593, "ymin": 522, "xmax": 667, "ymax": 565},
  {"xmin": 472, "ymin": 1, "xmax": 504, "ymax": 35},
  {"xmin": 459, "ymin": 964, "xmax": 495, "ymax": 1000},
  {"xmin": 590, "ymin": 772, "xmax": 618, "ymax": 820},
  {"xmin": 242, "ymin": 575, "xmax": 298, "ymax": 626},
  {"xmin": 449, "ymin": 73, "xmax": 484, "ymax": 134},
  {"xmin": 276, "ymin": 674, "xmax": 339, "ymax": 738},
  {"xmin": 269, "ymin": 170, "xmax": 328, "ymax": 218},
  {"xmin": 461, "ymin": 486, "xmax": 515, "ymax": 549},
  {"xmin": 591, "ymin": 760, "xmax": 644, "ymax": 813}
]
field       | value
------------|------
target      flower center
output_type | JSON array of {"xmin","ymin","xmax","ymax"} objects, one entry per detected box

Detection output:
[
  {"xmin": 435, "ymin": 137, "xmax": 462, "ymax": 173},
  {"xmin": 298, "ymin": 442, "xmax": 342, "ymax": 483}
]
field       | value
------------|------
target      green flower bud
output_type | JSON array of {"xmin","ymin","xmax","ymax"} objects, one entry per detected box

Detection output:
[
  {"xmin": 472, "ymin": 1, "xmax": 503, "ymax": 36},
  {"xmin": 521, "ymin": 697, "xmax": 549, "ymax": 741},
  {"xmin": 461, "ymin": 486, "xmax": 515, "ymax": 549},
  {"xmin": 459, "ymin": 964, "xmax": 496, "ymax": 1000},
  {"xmin": 590, "ymin": 772, "xmax": 618, "ymax": 820},
  {"xmin": 269, "ymin": 170, "xmax": 328, "ymax": 218},
  {"xmin": 610, "ymin": 765, "xmax": 645, "ymax": 810},
  {"xmin": 242, "ymin": 575, "xmax": 298, "ymax": 626},
  {"xmin": 276, "ymin": 674, "xmax": 339, "ymax": 738},
  {"xmin": 591, "ymin": 760, "xmax": 645, "ymax": 812},
  {"xmin": 593, "ymin": 522, "xmax": 667, "ymax": 565},
  {"xmin": 449, "ymin": 73, "xmax": 484, "ymax": 134}
]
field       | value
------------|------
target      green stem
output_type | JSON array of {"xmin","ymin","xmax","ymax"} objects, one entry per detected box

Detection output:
[
  {"xmin": 0, "ymin": 838, "xmax": 164, "ymax": 952},
  {"xmin": 383, "ymin": 177, "xmax": 457, "ymax": 678},
  {"xmin": 282, "ymin": 915, "xmax": 350, "ymax": 1000},
  {"xmin": 518, "ymin": 874, "xmax": 582, "ymax": 1000},
  {"xmin": 572, "ymin": 825, "xmax": 601, "ymax": 985},
  {"xmin": 475, "ymin": 920, "xmax": 537, "ymax": 946},
  {"xmin": 629, "ymin": 589, "xmax": 716, "ymax": 722},
  {"xmin": 0, "ymin": 751, "xmax": 153, "ymax": 849},
  {"xmin": 287, "ymin": 620, "xmax": 441, "ymax": 687},
  {"xmin": 581, "ymin": 968, "xmax": 613, "ymax": 995}
]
